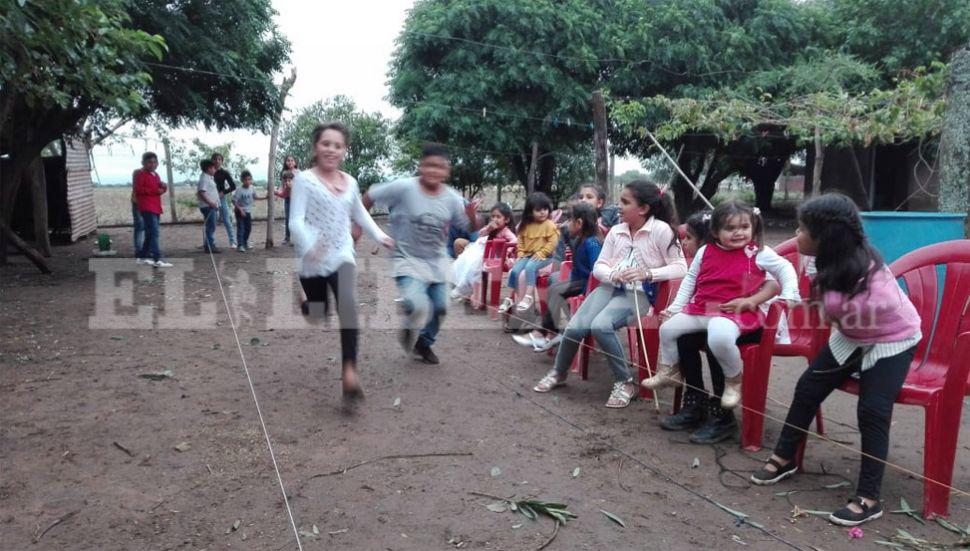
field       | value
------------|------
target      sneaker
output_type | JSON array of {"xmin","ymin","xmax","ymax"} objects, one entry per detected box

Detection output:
[
  {"xmin": 230, "ymin": 243, "xmax": 237, "ymax": 249},
  {"xmin": 136, "ymin": 258, "xmax": 152, "ymax": 265},
  {"xmin": 640, "ymin": 363, "xmax": 683, "ymax": 390},
  {"xmin": 512, "ymin": 333, "xmax": 538, "ymax": 348},
  {"xmin": 413, "ymin": 343, "xmax": 439, "ymax": 364},
  {"xmin": 237, "ymin": 246, "xmax": 246, "ymax": 252},
  {"xmin": 829, "ymin": 498, "xmax": 883, "ymax": 527},
  {"xmin": 721, "ymin": 375, "xmax": 742, "ymax": 409},
  {"xmin": 750, "ymin": 457, "xmax": 798, "ymax": 486},
  {"xmin": 689, "ymin": 399, "xmax": 738, "ymax": 444},
  {"xmin": 153, "ymin": 260, "xmax": 174, "ymax": 268},
  {"xmin": 533, "ymin": 334, "xmax": 563, "ymax": 352},
  {"xmin": 659, "ymin": 392, "xmax": 706, "ymax": 431}
]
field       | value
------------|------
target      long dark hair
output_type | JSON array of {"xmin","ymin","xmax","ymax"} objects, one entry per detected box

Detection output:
[
  {"xmin": 799, "ymin": 193, "xmax": 883, "ymax": 298},
  {"xmin": 709, "ymin": 200, "xmax": 764, "ymax": 249},
  {"xmin": 488, "ymin": 202, "xmax": 514, "ymax": 240},
  {"xmin": 518, "ymin": 192, "xmax": 553, "ymax": 231},
  {"xmin": 684, "ymin": 211, "xmax": 712, "ymax": 245},
  {"xmin": 625, "ymin": 180, "xmax": 679, "ymax": 251},
  {"xmin": 570, "ymin": 202, "xmax": 599, "ymax": 250}
]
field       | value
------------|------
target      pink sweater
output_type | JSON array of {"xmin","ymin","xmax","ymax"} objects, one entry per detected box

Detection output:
[
  {"xmin": 475, "ymin": 226, "xmax": 517, "ymax": 245},
  {"xmin": 822, "ymin": 265, "xmax": 921, "ymax": 343},
  {"xmin": 592, "ymin": 217, "xmax": 687, "ymax": 283}
]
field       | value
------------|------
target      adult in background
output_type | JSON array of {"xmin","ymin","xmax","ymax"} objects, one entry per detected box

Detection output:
[
  {"xmin": 289, "ymin": 122, "xmax": 393, "ymax": 399},
  {"xmin": 363, "ymin": 143, "xmax": 482, "ymax": 365},
  {"xmin": 211, "ymin": 153, "xmax": 237, "ymax": 248}
]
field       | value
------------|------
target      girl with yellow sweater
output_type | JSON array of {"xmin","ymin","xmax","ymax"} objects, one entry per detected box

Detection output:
[{"xmin": 499, "ymin": 192, "xmax": 560, "ymax": 314}]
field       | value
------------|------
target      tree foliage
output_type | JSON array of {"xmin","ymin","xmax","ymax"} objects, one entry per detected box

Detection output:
[
  {"xmin": 277, "ymin": 96, "xmax": 393, "ymax": 188},
  {"xmin": 166, "ymin": 138, "xmax": 257, "ymax": 183}
]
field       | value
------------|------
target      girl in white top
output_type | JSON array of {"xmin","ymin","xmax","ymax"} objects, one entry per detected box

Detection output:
[{"xmin": 288, "ymin": 122, "xmax": 393, "ymax": 399}]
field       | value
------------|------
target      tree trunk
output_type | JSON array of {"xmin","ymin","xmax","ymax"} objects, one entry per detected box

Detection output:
[
  {"xmin": 163, "ymin": 139, "xmax": 178, "ymax": 222},
  {"xmin": 265, "ymin": 68, "xmax": 297, "ymax": 248},
  {"xmin": 804, "ymin": 145, "xmax": 816, "ymax": 198},
  {"xmin": 812, "ymin": 128, "xmax": 824, "ymax": 198},
  {"xmin": 527, "ymin": 141, "xmax": 538, "ymax": 195},
  {"xmin": 820, "ymin": 147, "xmax": 869, "ymax": 208},
  {"xmin": 592, "ymin": 90, "xmax": 609, "ymax": 198},
  {"xmin": 537, "ymin": 155, "xmax": 556, "ymax": 196},
  {"xmin": 28, "ymin": 157, "xmax": 51, "ymax": 256},
  {"xmin": 0, "ymin": 217, "xmax": 50, "ymax": 273},
  {"xmin": 743, "ymin": 155, "xmax": 786, "ymax": 212},
  {"xmin": 938, "ymin": 47, "xmax": 970, "ymax": 237}
]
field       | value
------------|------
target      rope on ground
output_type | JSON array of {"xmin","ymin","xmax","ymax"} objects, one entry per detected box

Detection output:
[{"xmin": 308, "ymin": 452, "xmax": 473, "ymax": 479}]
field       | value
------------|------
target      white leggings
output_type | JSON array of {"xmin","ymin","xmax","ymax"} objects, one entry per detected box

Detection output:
[{"xmin": 659, "ymin": 313, "xmax": 743, "ymax": 378}]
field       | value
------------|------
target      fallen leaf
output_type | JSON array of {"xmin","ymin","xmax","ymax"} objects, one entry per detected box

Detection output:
[
  {"xmin": 572, "ymin": 467, "xmax": 581, "ymax": 478},
  {"xmin": 486, "ymin": 502, "xmax": 508, "ymax": 513},
  {"xmin": 490, "ymin": 467, "xmax": 501, "ymax": 477},
  {"xmin": 110, "ymin": 336, "xmax": 128, "ymax": 341},
  {"xmin": 393, "ymin": 397, "xmax": 401, "ymax": 409},
  {"xmin": 600, "ymin": 509, "xmax": 626, "ymax": 527},
  {"xmin": 174, "ymin": 441, "xmax": 191, "ymax": 452},
  {"xmin": 139, "ymin": 369, "xmax": 174, "ymax": 381},
  {"xmin": 511, "ymin": 523, "xmax": 523, "ymax": 529},
  {"xmin": 312, "ymin": 525, "xmax": 319, "ymax": 535},
  {"xmin": 226, "ymin": 520, "xmax": 240, "ymax": 534}
]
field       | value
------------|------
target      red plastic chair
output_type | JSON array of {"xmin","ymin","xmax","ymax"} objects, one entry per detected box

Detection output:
[
  {"xmin": 628, "ymin": 279, "xmax": 681, "ymax": 401},
  {"xmin": 472, "ymin": 240, "xmax": 514, "ymax": 319},
  {"xmin": 567, "ymin": 275, "xmax": 600, "ymax": 374},
  {"xmin": 738, "ymin": 238, "xmax": 830, "ymax": 451},
  {"xmin": 820, "ymin": 240, "xmax": 970, "ymax": 519}
]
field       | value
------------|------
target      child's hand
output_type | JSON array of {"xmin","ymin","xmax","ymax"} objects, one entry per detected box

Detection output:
[
  {"xmin": 658, "ymin": 309, "xmax": 673, "ymax": 324},
  {"xmin": 465, "ymin": 197, "xmax": 483, "ymax": 218},
  {"xmin": 380, "ymin": 236, "xmax": 395, "ymax": 250},
  {"xmin": 720, "ymin": 298, "xmax": 757, "ymax": 314}
]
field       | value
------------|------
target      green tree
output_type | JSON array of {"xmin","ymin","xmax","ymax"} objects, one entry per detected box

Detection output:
[
  {"xmin": 277, "ymin": 96, "xmax": 393, "ymax": 188},
  {"xmin": 166, "ymin": 138, "xmax": 258, "ymax": 184}
]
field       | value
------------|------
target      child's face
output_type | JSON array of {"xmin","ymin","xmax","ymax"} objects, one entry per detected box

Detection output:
[
  {"xmin": 489, "ymin": 210, "xmax": 508, "ymax": 229},
  {"xmin": 683, "ymin": 230, "xmax": 701, "ymax": 257},
  {"xmin": 533, "ymin": 207, "xmax": 550, "ymax": 223},
  {"xmin": 212, "ymin": 157, "xmax": 223, "ymax": 170},
  {"xmin": 142, "ymin": 157, "xmax": 159, "ymax": 172},
  {"xmin": 282, "ymin": 177, "xmax": 293, "ymax": 188},
  {"xmin": 314, "ymin": 129, "xmax": 347, "ymax": 171},
  {"xmin": 205, "ymin": 166, "xmax": 217, "ymax": 175},
  {"xmin": 418, "ymin": 155, "xmax": 451, "ymax": 188},
  {"xmin": 242, "ymin": 177, "xmax": 253, "ymax": 187},
  {"xmin": 618, "ymin": 188, "xmax": 649, "ymax": 225},
  {"xmin": 569, "ymin": 217, "xmax": 583, "ymax": 237},
  {"xmin": 578, "ymin": 187, "xmax": 604, "ymax": 210},
  {"xmin": 796, "ymin": 222, "xmax": 818, "ymax": 256},
  {"xmin": 716, "ymin": 214, "xmax": 753, "ymax": 250}
]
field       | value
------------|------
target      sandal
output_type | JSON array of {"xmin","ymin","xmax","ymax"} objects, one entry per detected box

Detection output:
[
  {"xmin": 533, "ymin": 370, "xmax": 566, "ymax": 393},
  {"xmin": 750, "ymin": 457, "xmax": 798, "ymax": 485},
  {"xmin": 605, "ymin": 380, "xmax": 637, "ymax": 408},
  {"xmin": 829, "ymin": 497, "xmax": 883, "ymax": 526},
  {"xmin": 515, "ymin": 294, "xmax": 535, "ymax": 312},
  {"xmin": 498, "ymin": 297, "xmax": 515, "ymax": 314}
]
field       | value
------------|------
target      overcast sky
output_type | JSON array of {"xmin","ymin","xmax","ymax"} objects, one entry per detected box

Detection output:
[{"xmin": 92, "ymin": 0, "xmax": 637, "ymax": 184}]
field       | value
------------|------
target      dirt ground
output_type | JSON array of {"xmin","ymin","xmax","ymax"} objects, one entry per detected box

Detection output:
[{"xmin": 1, "ymin": 221, "xmax": 968, "ymax": 551}]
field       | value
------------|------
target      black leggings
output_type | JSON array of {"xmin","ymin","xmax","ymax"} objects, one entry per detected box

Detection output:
[
  {"xmin": 773, "ymin": 344, "xmax": 914, "ymax": 500},
  {"xmin": 677, "ymin": 329, "xmax": 762, "ymax": 398},
  {"xmin": 300, "ymin": 263, "xmax": 358, "ymax": 363}
]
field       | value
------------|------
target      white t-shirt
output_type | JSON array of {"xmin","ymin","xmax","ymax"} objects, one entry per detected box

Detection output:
[{"xmin": 197, "ymin": 172, "xmax": 219, "ymax": 208}]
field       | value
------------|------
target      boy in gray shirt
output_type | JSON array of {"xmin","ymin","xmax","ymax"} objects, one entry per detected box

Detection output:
[
  {"xmin": 232, "ymin": 170, "xmax": 264, "ymax": 252},
  {"xmin": 364, "ymin": 143, "xmax": 481, "ymax": 364}
]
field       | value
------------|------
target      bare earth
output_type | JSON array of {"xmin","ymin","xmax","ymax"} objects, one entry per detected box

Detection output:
[{"xmin": 1, "ymin": 221, "xmax": 968, "ymax": 550}]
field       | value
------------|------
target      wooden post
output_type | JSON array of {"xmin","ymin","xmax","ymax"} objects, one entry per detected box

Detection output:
[
  {"xmin": 592, "ymin": 90, "xmax": 609, "ymax": 198},
  {"xmin": 28, "ymin": 157, "xmax": 51, "ymax": 256},
  {"xmin": 527, "ymin": 142, "xmax": 538, "ymax": 195},
  {"xmin": 938, "ymin": 47, "xmax": 970, "ymax": 237},
  {"xmin": 609, "ymin": 152, "xmax": 616, "ymax": 202},
  {"xmin": 812, "ymin": 127, "xmax": 824, "ymax": 197},
  {"xmin": 162, "ymin": 139, "xmax": 178, "ymax": 222},
  {"xmin": 266, "ymin": 68, "xmax": 298, "ymax": 248},
  {"xmin": 497, "ymin": 181, "xmax": 502, "ymax": 203}
]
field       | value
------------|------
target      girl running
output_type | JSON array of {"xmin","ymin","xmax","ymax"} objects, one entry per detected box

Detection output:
[{"xmin": 289, "ymin": 122, "xmax": 393, "ymax": 399}]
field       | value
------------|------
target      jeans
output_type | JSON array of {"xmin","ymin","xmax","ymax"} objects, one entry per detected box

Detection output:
[
  {"xmin": 508, "ymin": 256, "xmax": 554, "ymax": 288},
  {"xmin": 395, "ymin": 276, "xmax": 448, "ymax": 348},
  {"xmin": 200, "ymin": 207, "xmax": 218, "ymax": 250},
  {"xmin": 677, "ymin": 330, "xmax": 762, "ymax": 399},
  {"xmin": 132, "ymin": 202, "xmax": 145, "ymax": 253},
  {"xmin": 283, "ymin": 197, "xmax": 291, "ymax": 241},
  {"xmin": 138, "ymin": 211, "xmax": 161, "ymax": 262},
  {"xmin": 218, "ymin": 195, "xmax": 236, "ymax": 246},
  {"xmin": 541, "ymin": 278, "xmax": 586, "ymax": 333},
  {"xmin": 236, "ymin": 211, "xmax": 252, "ymax": 248},
  {"xmin": 553, "ymin": 285, "xmax": 638, "ymax": 382},
  {"xmin": 300, "ymin": 263, "xmax": 358, "ymax": 363},
  {"xmin": 773, "ymin": 344, "xmax": 915, "ymax": 500}
]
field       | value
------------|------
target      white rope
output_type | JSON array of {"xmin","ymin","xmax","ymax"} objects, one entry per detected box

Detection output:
[
  {"xmin": 644, "ymin": 129, "xmax": 716, "ymax": 210},
  {"xmin": 202, "ymin": 210, "xmax": 305, "ymax": 550}
]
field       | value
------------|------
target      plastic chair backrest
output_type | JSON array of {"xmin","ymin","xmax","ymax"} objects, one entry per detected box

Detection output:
[
  {"xmin": 888, "ymin": 240, "xmax": 970, "ymax": 382},
  {"xmin": 483, "ymin": 238, "xmax": 508, "ymax": 260},
  {"xmin": 774, "ymin": 237, "xmax": 818, "ymax": 333}
]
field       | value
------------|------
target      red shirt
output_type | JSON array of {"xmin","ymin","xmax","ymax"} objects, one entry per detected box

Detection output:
[
  {"xmin": 134, "ymin": 170, "xmax": 164, "ymax": 215},
  {"xmin": 683, "ymin": 242, "xmax": 766, "ymax": 332}
]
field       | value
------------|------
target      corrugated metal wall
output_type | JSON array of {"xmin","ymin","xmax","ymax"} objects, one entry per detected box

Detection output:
[{"xmin": 64, "ymin": 138, "xmax": 97, "ymax": 241}]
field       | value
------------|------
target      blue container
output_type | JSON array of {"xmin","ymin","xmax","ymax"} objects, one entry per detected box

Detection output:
[{"xmin": 860, "ymin": 212, "xmax": 967, "ymax": 264}]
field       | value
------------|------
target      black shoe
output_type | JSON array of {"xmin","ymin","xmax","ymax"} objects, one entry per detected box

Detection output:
[
  {"xmin": 413, "ymin": 343, "xmax": 439, "ymax": 364},
  {"xmin": 659, "ymin": 392, "xmax": 707, "ymax": 431},
  {"xmin": 398, "ymin": 328, "xmax": 412, "ymax": 353},
  {"xmin": 750, "ymin": 457, "xmax": 798, "ymax": 485},
  {"xmin": 829, "ymin": 498, "xmax": 883, "ymax": 526},
  {"xmin": 300, "ymin": 300, "xmax": 309, "ymax": 316},
  {"xmin": 689, "ymin": 398, "xmax": 738, "ymax": 444}
]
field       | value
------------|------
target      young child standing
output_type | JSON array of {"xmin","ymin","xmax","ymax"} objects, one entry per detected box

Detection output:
[
  {"xmin": 750, "ymin": 193, "xmax": 921, "ymax": 527},
  {"xmin": 232, "ymin": 170, "xmax": 265, "ymax": 252},
  {"xmin": 643, "ymin": 201, "xmax": 800, "ymax": 409},
  {"xmin": 133, "ymin": 152, "xmax": 173, "ymax": 268},
  {"xmin": 498, "ymin": 192, "xmax": 559, "ymax": 314},
  {"xmin": 533, "ymin": 181, "xmax": 687, "ymax": 408},
  {"xmin": 276, "ymin": 155, "xmax": 300, "ymax": 245},
  {"xmin": 197, "ymin": 159, "xmax": 221, "ymax": 253},
  {"xmin": 450, "ymin": 203, "xmax": 516, "ymax": 302},
  {"xmin": 513, "ymin": 202, "xmax": 601, "ymax": 351}
]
